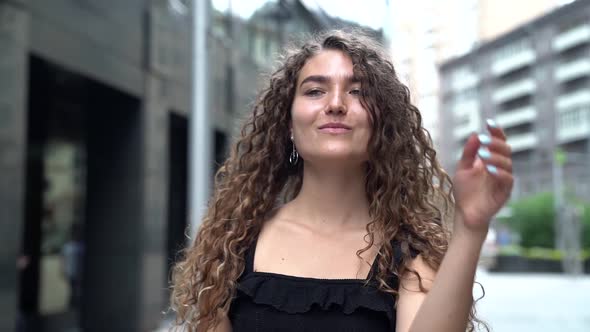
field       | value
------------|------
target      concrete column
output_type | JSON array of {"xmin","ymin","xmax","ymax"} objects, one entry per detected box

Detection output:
[
  {"xmin": 0, "ymin": 3, "xmax": 29, "ymax": 331},
  {"xmin": 137, "ymin": 73, "xmax": 170, "ymax": 331}
]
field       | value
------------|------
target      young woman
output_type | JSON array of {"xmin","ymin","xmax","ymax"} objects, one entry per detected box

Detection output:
[{"xmin": 171, "ymin": 30, "xmax": 513, "ymax": 332}]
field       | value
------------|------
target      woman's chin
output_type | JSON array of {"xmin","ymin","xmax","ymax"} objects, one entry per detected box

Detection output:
[{"xmin": 303, "ymin": 151, "xmax": 367, "ymax": 165}]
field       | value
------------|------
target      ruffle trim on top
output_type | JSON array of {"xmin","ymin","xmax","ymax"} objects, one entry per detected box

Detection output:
[{"xmin": 236, "ymin": 272, "xmax": 396, "ymax": 326}]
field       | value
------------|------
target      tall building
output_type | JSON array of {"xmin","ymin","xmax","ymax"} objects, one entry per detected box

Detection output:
[
  {"xmin": 477, "ymin": 0, "xmax": 575, "ymax": 42},
  {"xmin": 0, "ymin": 1, "xmax": 218, "ymax": 330},
  {"xmin": 439, "ymin": 0, "xmax": 590, "ymax": 202},
  {"xmin": 387, "ymin": 0, "xmax": 565, "ymax": 150}
]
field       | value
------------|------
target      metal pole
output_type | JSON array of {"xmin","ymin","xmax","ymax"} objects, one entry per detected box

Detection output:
[
  {"xmin": 553, "ymin": 148, "xmax": 565, "ymax": 272},
  {"xmin": 189, "ymin": 0, "xmax": 211, "ymax": 239}
]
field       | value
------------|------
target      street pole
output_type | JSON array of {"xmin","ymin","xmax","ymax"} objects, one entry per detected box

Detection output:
[
  {"xmin": 189, "ymin": 0, "xmax": 212, "ymax": 239},
  {"xmin": 553, "ymin": 148, "xmax": 588, "ymax": 275},
  {"xmin": 553, "ymin": 148, "xmax": 568, "ymax": 273},
  {"xmin": 553, "ymin": 148, "xmax": 565, "ymax": 255}
]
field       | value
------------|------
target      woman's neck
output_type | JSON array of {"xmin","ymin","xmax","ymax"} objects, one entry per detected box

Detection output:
[{"xmin": 288, "ymin": 162, "xmax": 371, "ymax": 230}]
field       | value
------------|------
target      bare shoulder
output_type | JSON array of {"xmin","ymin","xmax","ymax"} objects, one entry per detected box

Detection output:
[
  {"xmin": 395, "ymin": 255, "xmax": 436, "ymax": 332},
  {"xmin": 400, "ymin": 254, "xmax": 436, "ymax": 292},
  {"xmin": 197, "ymin": 310, "xmax": 232, "ymax": 332}
]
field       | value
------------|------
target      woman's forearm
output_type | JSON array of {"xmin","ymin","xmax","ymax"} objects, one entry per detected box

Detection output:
[{"xmin": 408, "ymin": 214, "xmax": 487, "ymax": 332}]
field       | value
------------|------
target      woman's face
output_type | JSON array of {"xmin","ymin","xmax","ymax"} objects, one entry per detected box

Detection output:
[{"xmin": 291, "ymin": 50, "xmax": 371, "ymax": 166}]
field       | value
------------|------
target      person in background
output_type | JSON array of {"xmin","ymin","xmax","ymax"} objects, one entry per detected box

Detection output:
[
  {"xmin": 61, "ymin": 223, "xmax": 84, "ymax": 308},
  {"xmin": 171, "ymin": 30, "xmax": 513, "ymax": 332}
]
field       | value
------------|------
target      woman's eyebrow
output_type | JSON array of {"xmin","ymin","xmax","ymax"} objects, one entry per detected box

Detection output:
[{"xmin": 299, "ymin": 74, "xmax": 359, "ymax": 88}]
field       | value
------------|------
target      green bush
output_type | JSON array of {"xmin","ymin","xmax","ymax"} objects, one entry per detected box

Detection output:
[
  {"xmin": 525, "ymin": 247, "xmax": 563, "ymax": 260},
  {"xmin": 502, "ymin": 193, "xmax": 590, "ymax": 250},
  {"xmin": 498, "ymin": 245, "xmax": 590, "ymax": 260},
  {"xmin": 497, "ymin": 244, "xmax": 523, "ymax": 256},
  {"xmin": 507, "ymin": 192, "xmax": 556, "ymax": 249}
]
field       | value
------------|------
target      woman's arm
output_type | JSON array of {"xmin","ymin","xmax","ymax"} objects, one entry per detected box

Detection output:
[
  {"xmin": 396, "ymin": 215, "xmax": 486, "ymax": 332},
  {"xmin": 397, "ymin": 120, "xmax": 513, "ymax": 332}
]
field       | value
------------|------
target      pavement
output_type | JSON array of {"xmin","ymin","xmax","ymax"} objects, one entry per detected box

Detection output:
[{"xmin": 475, "ymin": 269, "xmax": 590, "ymax": 332}]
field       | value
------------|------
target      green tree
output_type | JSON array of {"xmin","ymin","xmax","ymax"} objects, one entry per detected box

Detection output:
[
  {"xmin": 505, "ymin": 193, "xmax": 590, "ymax": 250},
  {"xmin": 507, "ymin": 192, "xmax": 555, "ymax": 248}
]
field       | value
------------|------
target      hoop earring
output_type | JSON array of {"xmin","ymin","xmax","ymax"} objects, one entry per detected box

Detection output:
[{"xmin": 289, "ymin": 135, "xmax": 299, "ymax": 165}]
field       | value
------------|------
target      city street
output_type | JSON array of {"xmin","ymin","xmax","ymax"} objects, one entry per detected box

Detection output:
[{"xmin": 476, "ymin": 270, "xmax": 590, "ymax": 332}]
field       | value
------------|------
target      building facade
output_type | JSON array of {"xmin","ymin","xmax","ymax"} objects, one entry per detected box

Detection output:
[
  {"xmin": 1, "ymin": 1, "xmax": 206, "ymax": 331},
  {"xmin": 388, "ymin": 0, "xmax": 564, "ymax": 150},
  {"xmin": 0, "ymin": 0, "xmax": 379, "ymax": 331},
  {"xmin": 439, "ymin": 0, "xmax": 590, "ymax": 201}
]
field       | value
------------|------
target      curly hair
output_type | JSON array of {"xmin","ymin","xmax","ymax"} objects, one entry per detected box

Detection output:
[{"xmin": 170, "ymin": 29, "xmax": 486, "ymax": 331}]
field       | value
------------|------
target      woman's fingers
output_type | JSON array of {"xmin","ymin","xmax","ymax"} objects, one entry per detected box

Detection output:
[
  {"xmin": 477, "ymin": 134, "xmax": 512, "ymax": 158},
  {"xmin": 477, "ymin": 147, "xmax": 512, "ymax": 173},
  {"xmin": 486, "ymin": 119, "xmax": 507, "ymax": 141}
]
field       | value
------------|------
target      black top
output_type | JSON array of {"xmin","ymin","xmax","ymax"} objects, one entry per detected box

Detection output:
[{"xmin": 228, "ymin": 240, "xmax": 413, "ymax": 332}]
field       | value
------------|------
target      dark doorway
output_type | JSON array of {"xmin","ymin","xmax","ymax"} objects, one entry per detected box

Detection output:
[
  {"xmin": 21, "ymin": 55, "xmax": 90, "ymax": 332},
  {"xmin": 20, "ymin": 55, "xmax": 141, "ymax": 332},
  {"xmin": 214, "ymin": 130, "xmax": 228, "ymax": 172},
  {"xmin": 166, "ymin": 113, "xmax": 189, "ymax": 281}
]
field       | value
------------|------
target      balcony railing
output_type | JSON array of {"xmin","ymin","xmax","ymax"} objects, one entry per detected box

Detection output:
[
  {"xmin": 453, "ymin": 104, "xmax": 480, "ymax": 140},
  {"xmin": 451, "ymin": 74, "xmax": 479, "ymax": 92},
  {"xmin": 491, "ymin": 49, "xmax": 535, "ymax": 76},
  {"xmin": 557, "ymin": 107, "xmax": 590, "ymax": 143},
  {"xmin": 556, "ymin": 90, "xmax": 590, "ymax": 110},
  {"xmin": 496, "ymin": 106, "xmax": 537, "ymax": 128},
  {"xmin": 507, "ymin": 132, "xmax": 538, "ymax": 153},
  {"xmin": 553, "ymin": 24, "xmax": 590, "ymax": 52},
  {"xmin": 492, "ymin": 79, "xmax": 535, "ymax": 104},
  {"xmin": 453, "ymin": 122, "xmax": 479, "ymax": 140},
  {"xmin": 555, "ymin": 58, "xmax": 590, "ymax": 82}
]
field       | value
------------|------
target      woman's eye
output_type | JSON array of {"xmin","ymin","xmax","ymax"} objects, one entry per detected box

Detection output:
[
  {"xmin": 349, "ymin": 88, "xmax": 361, "ymax": 96},
  {"xmin": 305, "ymin": 89, "xmax": 324, "ymax": 96}
]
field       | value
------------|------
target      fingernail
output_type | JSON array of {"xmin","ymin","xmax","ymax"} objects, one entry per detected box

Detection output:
[
  {"xmin": 478, "ymin": 148, "xmax": 491, "ymax": 159},
  {"xmin": 486, "ymin": 119, "xmax": 498, "ymax": 128},
  {"xmin": 478, "ymin": 134, "xmax": 491, "ymax": 145},
  {"xmin": 486, "ymin": 165, "xmax": 498, "ymax": 174}
]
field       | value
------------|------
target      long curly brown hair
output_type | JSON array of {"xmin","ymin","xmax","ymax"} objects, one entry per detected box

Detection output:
[{"xmin": 170, "ymin": 29, "xmax": 486, "ymax": 331}]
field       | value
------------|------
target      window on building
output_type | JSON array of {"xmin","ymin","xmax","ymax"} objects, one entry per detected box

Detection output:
[
  {"xmin": 496, "ymin": 66, "xmax": 531, "ymax": 85},
  {"xmin": 558, "ymin": 43, "xmax": 588, "ymax": 63},
  {"xmin": 561, "ymin": 76, "xmax": 589, "ymax": 93},
  {"xmin": 450, "ymin": 66, "xmax": 478, "ymax": 91},
  {"xmin": 558, "ymin": 18, "xmax": 588, "ymax": 34},
  {"xmin": 504, "ymin": 123, "xmax": 534, "ymax": 137},
  {"xmin": 559, "ymin": 106, "xmax": 587, "ymax": 130},
  {"xmin": 454, "ymin": 113, "xmax": 470, "ymax": 126},
  {"xmin": 499, "ymin": 95, "xmax": 532, "ymax": 112}
]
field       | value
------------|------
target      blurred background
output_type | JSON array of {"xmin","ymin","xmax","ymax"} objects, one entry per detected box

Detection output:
[{"xmin": 1, "ymin": 0, "xmax": 589, "ymax": 331}]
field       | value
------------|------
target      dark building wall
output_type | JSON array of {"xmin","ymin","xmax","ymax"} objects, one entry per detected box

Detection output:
[
  {"xmin": 28, "ymin": 0, "xmax": 145, "ymax": 96},
  {"xmin": 0, "ymin": 2, "xmax": 30, "ymax": 331},
  {"xmin": 0, "ymin": 0, "xmax": 179, "ymax": 331},
  {"xmin": 83, "ymin": 82, "xmax": 143, "ymax": 332}
]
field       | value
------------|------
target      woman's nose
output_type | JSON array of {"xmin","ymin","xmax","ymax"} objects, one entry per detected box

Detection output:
[{"xmin": 326, "ymin": 91, "xmax": 347, "ymax": 114}]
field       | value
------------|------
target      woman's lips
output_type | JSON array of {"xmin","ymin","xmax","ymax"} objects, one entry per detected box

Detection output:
[
  {"xmin": 318, "ymin": 127, "xmax": 351, "ymax": 134},
  {"xmin": 318, "ymin": 123, "xmax": 352, "ymax": 134}
]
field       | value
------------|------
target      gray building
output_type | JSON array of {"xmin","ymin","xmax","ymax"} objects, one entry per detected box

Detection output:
[
  {"xmin": 0, "ymin": 1, "xmax": 213, "ymax": 331},
  {"xmin": 439, "ymin": 0, "xmax": 590, "ymax": 201},
  {"xmin": 0, "ymin": 0, "xmax": 380, "ymax": 331}
]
